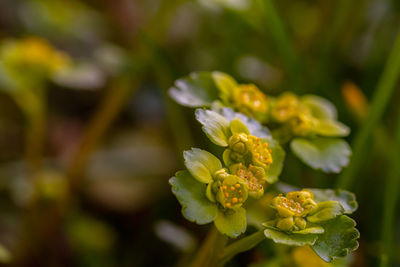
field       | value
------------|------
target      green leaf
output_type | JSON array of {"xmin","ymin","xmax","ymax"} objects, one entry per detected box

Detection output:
[
  {"xmin": 221, "ymin": 108, "xmax": 271, "ymax": 138},
  {"xmin": 308, "ymin": 188, "xmax": 358, "ymax": 214},
  {"xmin": 214, "ymin": 207, "xmax": 247, "ymax": 238},
  {"xmin": 263, "ymin": 228, "xmax": 319, "ymax": 246},
  {"xmin": 184, "ymin": 148, "xmax": 222, "ymax": 183},
  {"xmin": 264, "ymin": 138, "xmax": 285, "ymax": 183},
  {"xmin": 314, "ymin": 120, "xmax": 350, "ymax": 137},
  {"xmin": 290, "ymin": 138, "xmax": 351, "ymax": 173},
  {"xmin": 212, "ymin": 71, "xmax": 237, "ymax": 104},
  {"xmin": 301, "ymin": 95, "xmax": 337, "ymax": 120},
  {"xmin": 169, "ymin": 72, "xmax": 219, "ymax": 107},
  {"xmin": 170, "ymin": 171, "xmax": 218, "ymax": 224},
  {"xmin": 311, "ymin": 215, "xmax": 360, "ymax": 262},
  {"xmin": 195, "ymin": 109, "xmax": 231, "ymax": 146},
  {"xmin": 307, "ymin": 201, "xmax": 344, "ymax": 223}
]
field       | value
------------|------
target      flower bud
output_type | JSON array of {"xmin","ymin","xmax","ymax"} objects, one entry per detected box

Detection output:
[
  {"xmin": 276, "ymin": 217, "xmax": 294, "ymax": 231},
  {"xmin": 228, "ymin": 133, "xmax": 249, "ymax": 155}
]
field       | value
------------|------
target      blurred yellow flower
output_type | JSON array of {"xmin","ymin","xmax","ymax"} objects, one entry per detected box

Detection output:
[
  {"xmin": 292, "ymin": 246, "xmax": 330, "ymax": 267},
  {"xmin": 232, "ymin": 84, "xmax": 269, "ymax": 122},
  {"xmin": 341, "ymin": 81, "xmax": 369, "ymax": 121},
  {"xmin": 1, "ymin": 37, "xmax": 69, "ymax": 73}
]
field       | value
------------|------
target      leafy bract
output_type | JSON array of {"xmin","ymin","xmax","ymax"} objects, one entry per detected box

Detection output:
[
  {"xmin": 307, "ymin": 201, "xmax": 344, "ymax": 223},
  {"xmin": 308, "ymin": 188, "xmax": 358, "ymax": 214},
  {"xmin": 290, "ymin": 138, "xmax": 351, "ymax": 173},
  {"xmin": 314, "ymin": 120, "xmax": 350, "ymax": 137},
  {"xmin": 263, "ymin": 228, "xmax": 319, "ymax": 246},
  {"xmin": 184, "ymin": 148, "xmax": 222, "ymax": 183},
  {"xmin": 230, "ymin": 118, "xmax": 250, "ymax": 135},
  {"xmin": 169, "ymin": 72, "xmax": 218, "ymax": 107},
  {"xmin": 292, "ymin": 226, "xmax": 324, "ymax": 234},
  {"xmin": 312, "ymin": 215, "xmax": 360, "ymax": 262},
  {"xmin": 169, "ymin": 171, "xmax": 218, "ymax": 224},
  {"xmin": 214, "ymin": 207, "xmax": 247, "ymax": 238},
  {"xmin": 195, "ymin": 109, "xmax": 231, "ymax": 146}
]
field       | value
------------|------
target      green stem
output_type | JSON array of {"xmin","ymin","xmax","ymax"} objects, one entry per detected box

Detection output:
[
  {"xmin": 337, "ymin": 28, "xmax": 400, "ymax": 190},
  {"xmin": 13, "ymin": 88, "xmax": 46, "ymax": 174},
  {"xmin": 67, "ymin": 78, "xmax": 137, "ymax": 189},
  {"xmin": 217, "ymin": 230, "xmax": 265, "ymax": 266},
  {"xmin": 190, "ymin": 226, "xmax": 227, "ymax": 267},
  {"xmin": 259, "ymin": 0, "xmax": 301, "ymax": 91},
  {"xmin": 379, "ymin": 109, "xmax": 400, "ymax": 267}
]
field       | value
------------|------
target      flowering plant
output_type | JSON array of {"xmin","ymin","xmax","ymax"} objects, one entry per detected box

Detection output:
[{"xmin": 168, "ymin": 72, "xmax": 359, "ymax": 266}]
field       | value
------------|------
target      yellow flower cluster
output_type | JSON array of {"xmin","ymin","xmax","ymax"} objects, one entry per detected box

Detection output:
[
  {"xmin": 222, "ymin": 78, "xmax": 348, "ymax": 138},
  {"xmin": 271, "ymin": 190, "xmax": 317, "ymax": 231},
  {"xmin": 270, "ymin": 92, "xmax": 316, "ymax": 136},
  {"xmin": 225, "ymin": 133, "xmax": 273, "ymax": 198}
]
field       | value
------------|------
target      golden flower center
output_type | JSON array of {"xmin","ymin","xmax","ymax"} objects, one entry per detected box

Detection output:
[
  {"xmin": 221, "ymin": 183, "xmax": 244, "ymax": 208},
  {"xmin": 235, "ymin": 164, "xmax": 265, "ymax": 192},
  {"xmin": 248, "ymin": 136, "xmax": 273, "ymax": 166}
]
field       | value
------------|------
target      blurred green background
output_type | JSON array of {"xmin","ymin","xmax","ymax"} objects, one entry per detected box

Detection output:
[{"xmin": 0, "ymin": 0, "xmax": 399, "ymax": 266}]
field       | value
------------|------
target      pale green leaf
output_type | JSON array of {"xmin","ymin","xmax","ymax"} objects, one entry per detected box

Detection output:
[
  {"xmin": 170, "ymin": 171, "xmax": 218, "ymax": 224},
  {"xmin": 290, "ymin": 138, "xmax": 351, "ymax": 173},
  {"xmin": 214, "ymin": 207, "xmax": 247, "ymax": 238},
  {"xmin": 312, "ymin": 215, "xmax": 360, "ymax": 262},
  {"xmin": 195, "ymin": 109, "xmax": 231, "ymax": 146},
  {"xmin": 307, "ymin": 201, "xmax": 344, "ymax": 223},
  {"xmin": 264, "ymin": 228, "xmax": 318, "ymax": 246},
  {"xmin": 184, "ymin": 148, "xmax": 222, "ymax": 183},
  {"xmin": 308, "ymin": 188, "xmax": 358, "ymax": 214},
  {"xmin": 314, "ymin": 120, "xmax": 350, "ymax": 137},
  {"xmin": 169, "ymin": 72, "xmax": 219, "ymax": 107}
]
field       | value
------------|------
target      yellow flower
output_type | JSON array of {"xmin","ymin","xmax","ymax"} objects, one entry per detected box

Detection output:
[
  {"xmin": 288, "ymin": 112, "xmax": 316, "ymax": 136},
  {"xmin": 226, "ymin": 133, "xmax": 273, "ymax": 171},
  {"xmin": 292, "ymin": 246, "xmax": 330, "ymax": 267},
  {"xmin": 231, "ymin": 163, "xmax": 266, "ymax": 198},
  {"xmin": 270, "ymin": 92, "xmax": 318, "ymax": 137},
  {"xmin": 247, "ymin": 135, "xmax": 273, "ymax": 169},
  {"xmin": 215, "ymin": 175, "xmax": 248, "ymax": 210},
  {"xmin": 270, "ymin": 92, "xmax": 301, "ymax": 122},
  {"xmin": 232, "ymin": 84, "xmax": 269, "ymax": 121}
]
